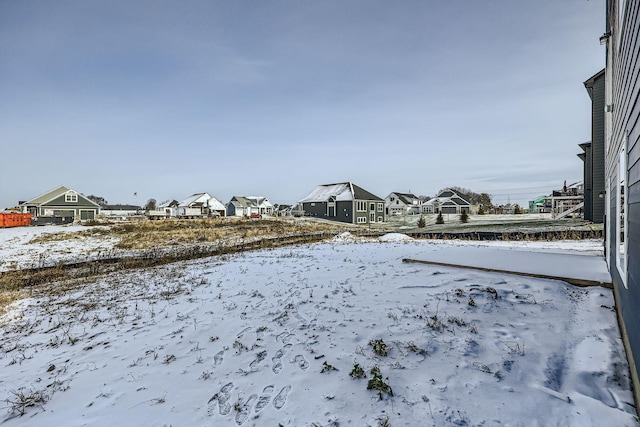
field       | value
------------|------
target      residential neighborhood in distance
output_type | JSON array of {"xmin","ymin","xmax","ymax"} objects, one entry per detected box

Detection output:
[{"xmin": 2, "ymin": 179, "xmax": 588, "ymax": 226}]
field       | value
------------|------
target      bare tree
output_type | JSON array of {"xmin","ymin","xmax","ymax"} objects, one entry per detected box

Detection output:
[{"xmin": 145, "ymin": 198, "xmax": 157, "ymax": 211}]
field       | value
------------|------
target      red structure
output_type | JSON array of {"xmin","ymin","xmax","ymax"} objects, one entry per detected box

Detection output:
[{"xmin": 0, "ymin": 212, "xmax": 33, "ymax": 228}]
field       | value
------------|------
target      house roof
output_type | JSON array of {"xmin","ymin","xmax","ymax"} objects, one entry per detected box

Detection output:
[
  {"xmin": 178, "ymin": 193, "xmax": 212, "ymax": 208},
  {"xmin": 21, "ymin": 185, "xmax": 101, "ymax": 208},
  {"xmin": 299, "ymin": 182, "xmax": 382, "ymax": 203},
  {"xmin": 391, "ymin": 192, "xmax": 419, "ymax": 205},
  {"xmin": 230, "ymin": 196, "xmax": 272, "ymax": 208},
  {"xmin": 450, "ymin": 197, "xmax": 469, "ymax": 206},
  {"xmin": 158, "ymin": 200, "xmax": 179, "ymax": 208},
  {"xmin": 436, "ymin": 189, "xmax": 471, "ymax": 204}
]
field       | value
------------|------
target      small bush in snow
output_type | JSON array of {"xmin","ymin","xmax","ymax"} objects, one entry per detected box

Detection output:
[
  {"xmin": 350, "ymin": 363, "xmax": 367, "ymax": 379},
  {"xmin": 368, "ymin": 366, "xmax": 393, "ymax": 400},
  {"xmin": 369, "ymin": 339, "xmax": 389, "ymax": 357},
  {"xmin": 321, "ymin": 361, "xmax": 338, "ymax": 373}
]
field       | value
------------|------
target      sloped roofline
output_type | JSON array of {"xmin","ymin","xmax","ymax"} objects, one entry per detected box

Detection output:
[{"xmin": 21, "ymin": 185, "xmax": 101, "ymax": 208}]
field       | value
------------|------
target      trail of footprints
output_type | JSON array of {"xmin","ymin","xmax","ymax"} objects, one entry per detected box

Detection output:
[
  {"xmin": 207, "ymin": 382, "xmax": 292, "ymax": 425},
  {"xmin": 206, "ymin": 327, "xmax": 306, "ymax": 424}
]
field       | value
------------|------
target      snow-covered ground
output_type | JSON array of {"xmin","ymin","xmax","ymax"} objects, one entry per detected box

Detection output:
[
  {"xmin": 0, "ymin": 233, "xmax": 636, "ymax": 426},
  {"xmin": 0, "ymin": 225, "xmax": 117, "ymax": 272}
]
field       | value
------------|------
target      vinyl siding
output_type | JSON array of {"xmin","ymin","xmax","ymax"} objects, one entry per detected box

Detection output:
[
  {"xmin": 592, "ymin": 74, "xmax": 607, "ymax": 223},
  {"xmin": 606, "ymin": 0, "xmax": 640, "ymax": 400}
]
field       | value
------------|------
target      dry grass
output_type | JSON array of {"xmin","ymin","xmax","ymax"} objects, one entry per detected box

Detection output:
[
  {"xmin": 27, "ymin": 217, "xmax": 344, "ymax": 250},
  {"xmin": 1, "ymin": 218, "xmax": 348, "ymax": 316}
]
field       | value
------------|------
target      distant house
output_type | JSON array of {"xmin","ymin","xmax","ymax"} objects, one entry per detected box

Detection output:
[
  {"xmin": 274, "ymin": 204, "xmax": 293, "ymax": 217},
  {"xmin": 299, "ymin": 182, "xmax": 385, "ymax": 224},
  {"xmin": 528, "ymin": 195, "xmax": 549, "ymax": 213},
  {"xmin": 385, "ymin": 192, "xmax": 421, "ymax": 216},
  {"xmin": 101, "ymin": 204, "xmax": 142, "ymax": 217},
  {"xmin": 579, "ymin": 68, "xmax": 606, "ymax": 224},
  {"xmin": 177, "ymin": 193, "xmax": 226, "ymax": 217},
  {"xmin": 226, "ymin": 196, "xmax": 274, "ymax": 217},
  {"xmin": 156, "ymin": 200, "xmax": 179, "ymax": 218},
  {"xmin": 20, "ymin": 185, "xmax": 101, "ymax": 222},
  {"xmin": 422, "ymin": 189, "xmax": 471, "ymax": 214}
]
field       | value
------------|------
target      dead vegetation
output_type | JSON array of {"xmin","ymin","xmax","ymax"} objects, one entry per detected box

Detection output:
[
  {"xmin": 1, "ymin": 218, "xmax": 346, "ymax": 316},
  {"xmin": 28, "ymin": 217, "xmax": 345, "ymax": 250}
]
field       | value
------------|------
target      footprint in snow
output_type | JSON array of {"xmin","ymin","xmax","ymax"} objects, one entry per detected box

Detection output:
[
  {"xmin": 276, "ymin": 332, "xmax": 294, "ymax": 344},
  {"xmin": 273, "ymin": 385, "xmax": 292, "ymax": 410},
  {"xmin": 255, "ymin": 385, "xmax": 274, "ymax": 413},
  {"xmin": 271, "ymin": 344, "xmax": 292, "ymax": 374},
  {"xmin": 214, "ymin": 350, "xmax": 224, "ymax": 366},
  {"xmin": 218, "ymin": 382, "xmax": 234, "ymax": 415},
  {"xmin": 237, "ymin": 326, "xmax": 252, "ymax": 339},
  {"xmin": 293, "ymin": 354, "xmax": 309, "ymax": 370},
  {"xmin": 235, "ymin": 394, "xmax": 257, "ymax": 425},
  {"xmin": 249, "ymin": 350, "xmax": 268, "ymax": 369}
]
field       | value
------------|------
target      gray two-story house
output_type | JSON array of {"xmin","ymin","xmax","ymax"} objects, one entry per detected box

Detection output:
[{"xmin": 299, "ymin": 182, "xmax": 385, "ymax": 224}]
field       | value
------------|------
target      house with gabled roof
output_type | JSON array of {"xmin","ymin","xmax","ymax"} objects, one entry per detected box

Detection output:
[
  {"xmin": 20, "ymin": 185, "xmax": 101, "ymax": 222},
  {"xmin": 299, "ymin": 182, "xmax": 385, "ymax": 224},
  {"xmin": 226, "ymin": 196, "xmax": 274, "ymax": 217},
  {"xmin": 422, "ymin": 188, "xmax": 471, "ymax": 214},
  {"xmin": 177, "ymin": 193, "xmax": 226, "ymax": 217},
  {"xmin": 385, "ymin": 192, "xmax": 421, "ymax": 216}
]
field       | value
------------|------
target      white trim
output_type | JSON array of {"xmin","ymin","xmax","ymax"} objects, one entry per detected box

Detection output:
[{"xmin": 616, "ymin": 139, "xmax": 628, "ymax": 288}]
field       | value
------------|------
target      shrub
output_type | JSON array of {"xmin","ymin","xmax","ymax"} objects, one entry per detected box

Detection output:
[
  {"xmin": 436, "ymin": 212, "xmax": 444, "ymax": 224},
  {"xmin": 350, "ymin": 363, "xmax": 367, "ymax": 379},
  {"xmin": 369, "ymin": 339, "xmax": 388, "ymax": 357},
  {"xmin": 460, "ymin": 210, "xmax": 469, "ymax": 223},
  {"xmin": 367, "ymin": 366, "xmax": 393, "ymax": 399},
  {"xmin": 417, "ymin": 215, "xmax": 426, "ymax": 228}
]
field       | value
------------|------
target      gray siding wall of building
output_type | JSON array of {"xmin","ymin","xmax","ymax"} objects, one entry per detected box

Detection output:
[
  {"xmin": 591, "ymin": 73, "xmax": 606, "ymax": 223},
  {"xmin": 606, "ymin": 0, "xmax": 640, "ymax": 402},
  {"xmin": 335, "ymin": 201, "xmax": 353, "ymax": 223},
  {"xmin": 47, "ymin": 194, "xmax": 99, "ymax": 208},
  {"xmin": 584, "ymin": 144, "xmax": 593, "ymax": 221},
  {"xmin": 303, "ymin": 201, "xmax": 354, "ymax": 224}
]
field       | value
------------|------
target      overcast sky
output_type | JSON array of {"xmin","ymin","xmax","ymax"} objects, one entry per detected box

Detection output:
[{"xmin": 0, "ymin": 0, "xmax": 605, "ymax": 209}]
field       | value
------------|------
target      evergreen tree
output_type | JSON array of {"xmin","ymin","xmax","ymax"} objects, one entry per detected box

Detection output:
[
  {"xmin": 460, "ymin": 210, "xmax": 469, "ymax": 223},
  {"xmin": 514, "ymin": 204, "xmax": 522, "ymax": 214},
  {"xmin": 478, "ymin": 206, "xmax": 485, "ymax": 215},
  {"xmin": 417, "ymin": 215, "xmax": 426, "ymax": 228},
  {"xmin": 436, "ymin": 212, "xmax": 444, "ymax": 224}
]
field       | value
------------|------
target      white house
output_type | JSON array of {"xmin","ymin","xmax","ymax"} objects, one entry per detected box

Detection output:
[
  {"xmin": 177, "ymin": 193, "xmax": 226, "ymax": 217},
  {"xmin": 226, "ymin": 196, "xmax": 274, "ymax": 217},
  {"xmin": 385, "ymin": 192, "xmax": 421, "ymax": 216}
]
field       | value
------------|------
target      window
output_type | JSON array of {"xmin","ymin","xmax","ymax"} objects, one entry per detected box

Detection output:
[
  {"xmin": 369, "ymin": 212, "xmax": 375, "ymax": 222},
  {"xmin": 370, "ymin": 203, "xmax": 375, "ymax": 211},
  {"xmin": 377, "ymin": 216, "xmax": 383, "ymax": 223},
  {"xmin": 357, "ymin": 216, "xmax": 367, "ymax": 224},
  {"xmin": 618, "ymin": 0, "xmax": 627, "ymax": 49},
  {"xmin": 356, "ymin": 201, "xmax": 366, "ymax": 212},
  {"xmin": 390, "ymin": 197, "xmax": 395, "ymax": 202},
  {"xmin": 65, "ymin": 192, "xmax": 78, "ymax": 203},
  {"xmin": 377, "ymin": 203, "xmax": 384, "ymax": 212},
  {"xmin": 616, "ymin": 143, "xmax": 628, "ymax": 287}
]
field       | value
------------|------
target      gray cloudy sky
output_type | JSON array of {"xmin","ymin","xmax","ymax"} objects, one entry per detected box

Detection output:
[{"xmin": 0, "ymin": 0, "xmax": 605, "ymax": 209}]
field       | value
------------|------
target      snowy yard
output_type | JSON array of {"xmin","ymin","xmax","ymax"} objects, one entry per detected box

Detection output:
[{"xmin": 0, "ymin": 231, "xmax": 637, "ymax": 426}]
